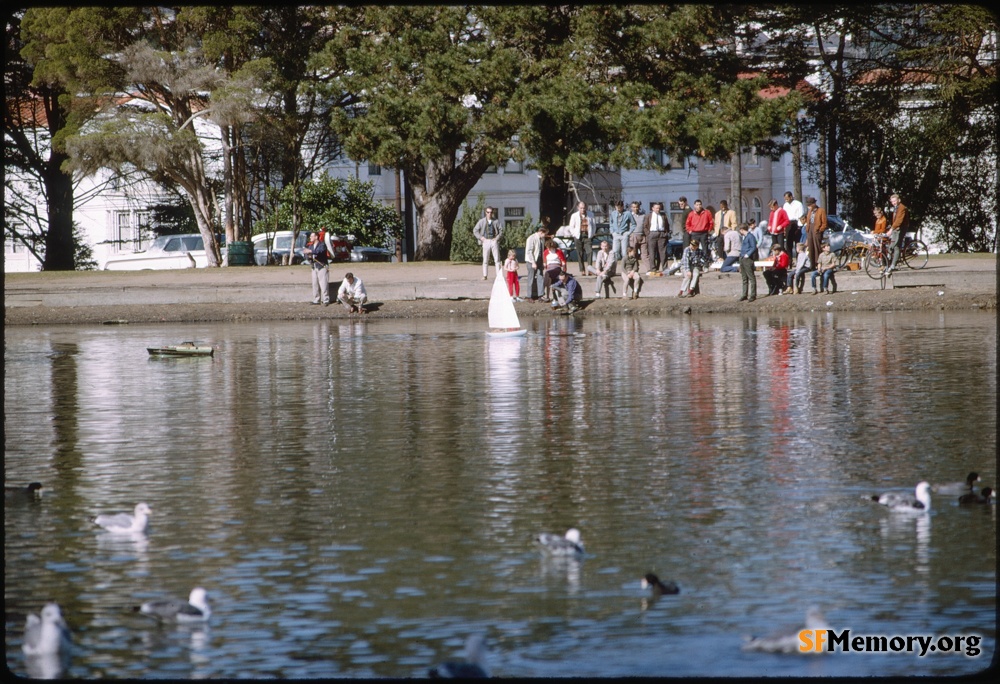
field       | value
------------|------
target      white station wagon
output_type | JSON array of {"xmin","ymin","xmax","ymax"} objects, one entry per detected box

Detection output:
[{"xmin": 102, "ymin": 234, "xmax": 223, "ymax": 270}]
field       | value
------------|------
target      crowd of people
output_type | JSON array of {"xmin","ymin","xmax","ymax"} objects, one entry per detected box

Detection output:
[
  {"xmin": 298, "ymin": 193, "xmax": 912, "ymax": 315},
  {"xmin": 493, "ymin": 191, "xmax": 912, "ymax": 311}
]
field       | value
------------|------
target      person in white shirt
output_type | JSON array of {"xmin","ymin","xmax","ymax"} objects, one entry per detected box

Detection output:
[
  {"xmin": 337, "ymin": 272, "xmax": 368, "ymax": 313},
  {"xmin": 782, "ymin": 191, "xmax": 805, "ymax": 253},
  {"xmin": 567, "ymin": 201, "xmax": 596, "ymax": 275},
  {"xmin": 587, "ymin": 240, "xmax": 617, "ymax": 297}
]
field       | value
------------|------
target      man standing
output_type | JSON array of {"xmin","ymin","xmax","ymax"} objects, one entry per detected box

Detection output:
[
  {"xmin": 685, "ymin": 199, "xmax": 713, "ymax": 254},
  {"xmin": 885, "ymin": 193, "xmax": 911, "ymax": 276},
  {"xmin": 803, "ymin": 196, "xmax": 827, "ymax": 268},
  {"xmin": 524, "ymin": 224, "xmax": 547, "ymax": 300},
  {"xmin": 671, "ymin": 196, "xmax": 692, "ymax": 250},
  {"xmin": 336, "ymin": 272, "xmax": 368, "ymax": 313},
  {"xmin": 782, "ymin": 191, "xmax": 804, "ymax": 253},
  {"xmin": 567, "ymin": 201, "xmax": 596, "ymax": 275},
  {"xmin": 473, "ymin": 206, "xmax": 503, "ymax": 280},
  {"xmin": 608, "ymin": 200, "xmax": 635, "ymax": 263},
  {"xmin": 643, "ymin": 201, "xmax": 668, "ymax": 275},
  {"xmin": 303, "ymin": 231, "xmax": 330, "ymax": 305},
  {"xmin": 737, "ymin": 223, "xmax": 758, "ymax": 302},
  {"xmin": 766, "ymin": 199, "xmax": 790, "ymax": 251},
  {"xmin": 628, "ymin": 201, "xmax": 646, "ymax": 267}
]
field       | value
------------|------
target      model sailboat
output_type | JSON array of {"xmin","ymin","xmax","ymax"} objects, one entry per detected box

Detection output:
[{"xmin": 487, "ymin": 272, "xmax": 527, "ymax": 337}]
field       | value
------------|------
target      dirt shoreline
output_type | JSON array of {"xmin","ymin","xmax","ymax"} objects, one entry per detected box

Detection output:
[
  {"xmin": 4, "ymin": 257, "xmax": 996, "ymax": 326},
  {"xmin": 5, "ymin": 288, "xmax": 996, "ymax": 327}
]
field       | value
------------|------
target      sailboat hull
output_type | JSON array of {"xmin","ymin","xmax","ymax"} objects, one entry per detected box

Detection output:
[{"xmin": 486, "ymin": 329, "xmax": 528, "ymax": 338}]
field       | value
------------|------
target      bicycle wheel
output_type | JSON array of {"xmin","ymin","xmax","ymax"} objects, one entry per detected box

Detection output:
[
  {"xmin": 902, "ymin": 239, "xmax": 929, "ymax": 269},
  {"xmin": 864, "ymin": 249, "xmax": 887, "ymax": 279}
]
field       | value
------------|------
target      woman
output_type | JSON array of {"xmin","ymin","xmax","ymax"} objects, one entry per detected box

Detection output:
[{"xmin": 541, "ymin": 238, "xmax": 566, "ymax": 302}]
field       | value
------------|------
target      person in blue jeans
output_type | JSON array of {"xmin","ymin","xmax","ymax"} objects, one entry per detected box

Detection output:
[{"xmin": 810, "ymin": 243, "xmax": 837, "ymax": 294}]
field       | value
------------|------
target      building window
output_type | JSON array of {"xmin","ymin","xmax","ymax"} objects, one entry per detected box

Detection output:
[
  {"xmin": 504, "ymin": 206, "xmax": 525, "ymax": 227},
  {"xmin": 111, "ymin": 210, "xmax": 148, "ymax": 252},
  {"xmin": 752, "ymin": 197, "xmax": 763, "ymax": 225},
  {"xmin": 368, "ymin": 162, "xmax": 381, "ymax": 176},
  {"xmin": 746, "ymin": 146, "xmax": 760, "ymax": 167}
]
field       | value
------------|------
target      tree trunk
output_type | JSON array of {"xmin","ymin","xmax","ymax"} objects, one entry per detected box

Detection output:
[
  {"xmin": 42, "ymin": 148, "xmax": 75, "ymax": 271},
  {"xmin": 539, "ymin": 169, "xmax": 568, "ymax": 231},
  {"xmin": 410, "ymin": 153, "xmax": 491, "ymax": 260},
  {"xmin": 730, "ymin": 149, "xmax": 742, "ymax": 221}
]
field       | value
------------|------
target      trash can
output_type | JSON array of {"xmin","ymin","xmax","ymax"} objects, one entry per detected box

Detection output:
[{"xmin": 227, "ymin": 240, "xmax": 254, "ymax": 266}]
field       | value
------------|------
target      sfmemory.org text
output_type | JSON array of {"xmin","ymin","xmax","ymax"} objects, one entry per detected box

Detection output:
[{"xmin": 799, "ymin": 629, "xmax": 982, "ymax": 657}]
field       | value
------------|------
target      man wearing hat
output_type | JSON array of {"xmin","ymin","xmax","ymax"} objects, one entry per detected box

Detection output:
[{"xmin": 803, "ymin": 196, "xmax": 827, "ymax": 268}]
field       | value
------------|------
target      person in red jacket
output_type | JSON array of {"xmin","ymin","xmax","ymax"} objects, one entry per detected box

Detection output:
[
  {"xmin": 766, "ymin": 199, "xmax": 789, "ymax": 247},
  {"xmin": 763, "ymin": 243, "xmax": 791, "ymax": 295},
  {"xmin": 685, "ymin": 199, "xmax": 713, "ymax": 255}
]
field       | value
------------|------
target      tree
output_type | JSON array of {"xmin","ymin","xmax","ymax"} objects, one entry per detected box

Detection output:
[
  {"xmin": 255, "ymin": 174, "xmax": 402, "ymax": 250},
  {"xmin": 323, "ymin": 6, "xmax": 524, "ymax": 260},
  {"xmin": 10, "ymin": 7, "xmax": 142, "ymax": 270}
]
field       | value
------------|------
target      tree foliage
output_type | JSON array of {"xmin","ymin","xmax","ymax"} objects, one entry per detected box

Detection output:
[{"xmin": 255, "ymin": 175, "xmax": 402, "ymax": 250}]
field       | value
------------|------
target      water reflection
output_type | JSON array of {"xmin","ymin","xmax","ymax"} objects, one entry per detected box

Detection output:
[{"xmin": 4, "ymin": 313, "xmax": 996, "ymax": 678}]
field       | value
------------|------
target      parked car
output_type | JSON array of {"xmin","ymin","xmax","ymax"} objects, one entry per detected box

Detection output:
[
  {"xmin": 351, "ymin": 245, "xmax": 393, "ymax": 262},
  {"xmin": 253, "ymin": 230, "xmax": 352, "ymax": 265},
  {"xmin": 102, "ymin": 234, "xmax": 224, "ymax": 270}
]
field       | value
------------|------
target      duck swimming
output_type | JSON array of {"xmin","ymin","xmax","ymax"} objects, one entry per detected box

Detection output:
[
  {"xmin": 135, "ymin": 587, "xmax": 211, "ymax": 623},
  {"xmin": 958, "ymin": 487, "xmax": 994, "ymax": 505},
  {"xmin": 871, "ymin": 482, "xmax": 931, "ymax": 513},
  {"xmin": 534, "ymin": 528, "xmax": 584, "ymax": 558},
  {"xmin": 641, "ymin": 573, "xmax": 680, "ymax": 595},
  {"xmin": 742, "ymin": 606, "xmax": 829, "ymax": 654},
  {"xmin": 428, "ymin": 634, "xmax": 489, "ymax": 678},
  {"xmin": 932, "ymin": 472, "xmax": 980, "ymax": 495}
]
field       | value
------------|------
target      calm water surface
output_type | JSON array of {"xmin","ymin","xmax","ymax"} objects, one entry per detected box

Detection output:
[{"xmin": 4, "ymin": 311, "xmax": 996, "ymax": 678}]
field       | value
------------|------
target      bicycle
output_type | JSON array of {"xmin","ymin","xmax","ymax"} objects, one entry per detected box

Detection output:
[{"xmin": 864, "ymin": 234, "xmax": 930, "ymax": 278}]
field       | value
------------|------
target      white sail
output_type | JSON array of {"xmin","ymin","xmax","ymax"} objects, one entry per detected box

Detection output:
[{"xmin": 488, "ymin": 272, "xmax": 521, "ymax": 330}]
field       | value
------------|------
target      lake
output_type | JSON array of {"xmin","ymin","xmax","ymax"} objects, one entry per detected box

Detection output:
[{"xmin": 4, "ymin": 311, "xmax": 995, "ymax": 677}]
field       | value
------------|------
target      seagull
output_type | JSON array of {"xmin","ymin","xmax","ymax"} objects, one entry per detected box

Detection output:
[
  {"xmin": 534, "ymin": 528, "xmax": 584, "ymax": 558},
  {"xmin": 22, "ymin": 603, "xmax": 71, "ymax": 656},
  {"xmin": 742, "ymin": 606, "xmax": 829, "ymax": 654},
  {"xmin": 958, "ymin": 487, "xmax": 994, "ymax": 505},
  {"xmin": 5, "ymin": 482, "xmax": 44, "ymax": 500},
  {"xmin": 641, "ymin": 573, "xmax": 680, "ymax": 596},
  {"xmin": 428, "ymin": 634, "xmax": 489, "ymax": 678},
  {"xmin": 871, "ymin": 482, "xmax": 931, "ymax": 513},
  {"xmin": 933, "ymin": 472, "xmax": 980, "ymax": 495},
  {"xmin": 134, "ymin": 587, "xmax": 211, "ymax": 623},
  {"xmin": 93, "ymin": 502, "xmax": 151, "ymax": 533}
]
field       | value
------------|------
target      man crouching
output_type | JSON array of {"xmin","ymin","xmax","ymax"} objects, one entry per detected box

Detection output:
[
  {"xmin": 551, "ymin": 270, "xmax": 582, "ymax": 314},
  {"xmin": 337, "ymin": 272, "xmax": 368, "ymax": 313}
]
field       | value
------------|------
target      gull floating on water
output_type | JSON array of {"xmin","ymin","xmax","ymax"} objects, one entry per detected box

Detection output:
[
  {"xmin": 641, "ymin": 573, "xmax": 680, "ymax": 596},
  {"xmin": 428, "ymin": 634, "xmax": 489, "ymax": 678},
  {"xmin": 741, "ymin": 606, "xmax": 829, "ymax": 654},
  {"xmin": 135, "ymin": 587, "xmax": 211, "ymax": 623},
  {"xmin": 22, "ymin": 603, "xmax": 71, "ymax": 656},
  {"xmin": 93, "ymin": 502, "xmax": 151, "ymax": 533},
  {"xmin": 871, "ymin": 482, "xmax": 931, "ymax": 513},
  {"xmin": 958, "ymin": 487, "xmax": 994, "ymax": 505},
  {"xmin": 535, "ymin": 528, "xmax": 585, "ymax": 558},
  {"xmin": 932, "ymin": 472, "xmax": 980, "ymax": 495}
]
